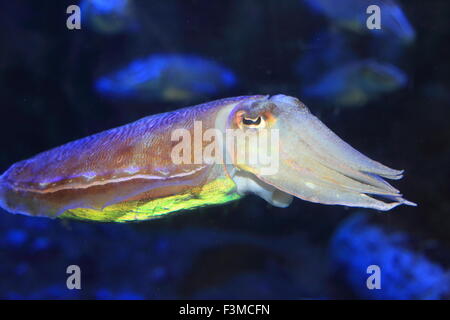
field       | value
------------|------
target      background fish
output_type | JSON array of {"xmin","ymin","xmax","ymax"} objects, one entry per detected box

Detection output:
[
  {"xmin": 80, "ymin": 0, "xmax": 138, "ymax": 34},
  {"xmin": 301, "ymin": 59, "xmax": 407, "ymax": 107},
  {"xmin": 95, "ymin": 54, "xmax": 237, "ymax": 102},
  {"xmin": 303, "ymin": 0, "xmax": 416, "ymax": 43}
]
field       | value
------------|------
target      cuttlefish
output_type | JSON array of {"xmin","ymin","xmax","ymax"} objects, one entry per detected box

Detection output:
[{"xmin": 0, "ymin": 95, "xmax": 415, "ymax": 222}]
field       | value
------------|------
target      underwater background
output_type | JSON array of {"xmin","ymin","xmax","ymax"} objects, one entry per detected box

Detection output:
[{"xmin": 0, "ymin": 0, "xmax": 449, "ymax": 299}]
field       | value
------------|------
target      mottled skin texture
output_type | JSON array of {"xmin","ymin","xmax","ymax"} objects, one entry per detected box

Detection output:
[{"xmin": 0, "ymin": 96, "xmax": 262, "ymax": 219}]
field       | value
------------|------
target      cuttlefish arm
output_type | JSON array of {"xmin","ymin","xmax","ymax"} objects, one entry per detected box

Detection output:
[
  {"xmin": 0, "ymin": 95, "xmax": 415, "ymax": 222},
  {"xmin": 225, "ymin": 94, "xmax": 416, "ymax": 211}
]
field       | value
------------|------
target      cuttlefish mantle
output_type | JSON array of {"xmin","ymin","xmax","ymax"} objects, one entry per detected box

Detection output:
[{"xmin": 0, "ymin": 95, "xmax": 415, "ymax": 222}]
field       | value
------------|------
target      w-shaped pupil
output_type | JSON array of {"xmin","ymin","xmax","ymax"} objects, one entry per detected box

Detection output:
[{"xmin": 243, "ymin": 116, "xmax": 261, "ymax": 125}]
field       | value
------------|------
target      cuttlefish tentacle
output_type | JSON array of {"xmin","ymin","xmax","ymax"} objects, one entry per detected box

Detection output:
[{"xmin": 0, "ymin": 95, "xmax": 415, "ymax": 222}]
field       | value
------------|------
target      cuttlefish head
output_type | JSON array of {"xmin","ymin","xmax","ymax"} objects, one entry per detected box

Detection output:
[{"xmin": 224, "ymin": 94, "xmax": 416, "ymax": 211}]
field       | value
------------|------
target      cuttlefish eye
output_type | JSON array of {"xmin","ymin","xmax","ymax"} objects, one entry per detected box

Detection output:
[
  {"xmin": 242, "ymin": 116, "xmax": 263, "ymax": 127},
  {"xmin": 242, "ymin": 115, "xmax": 266, "ymax": 128}
]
